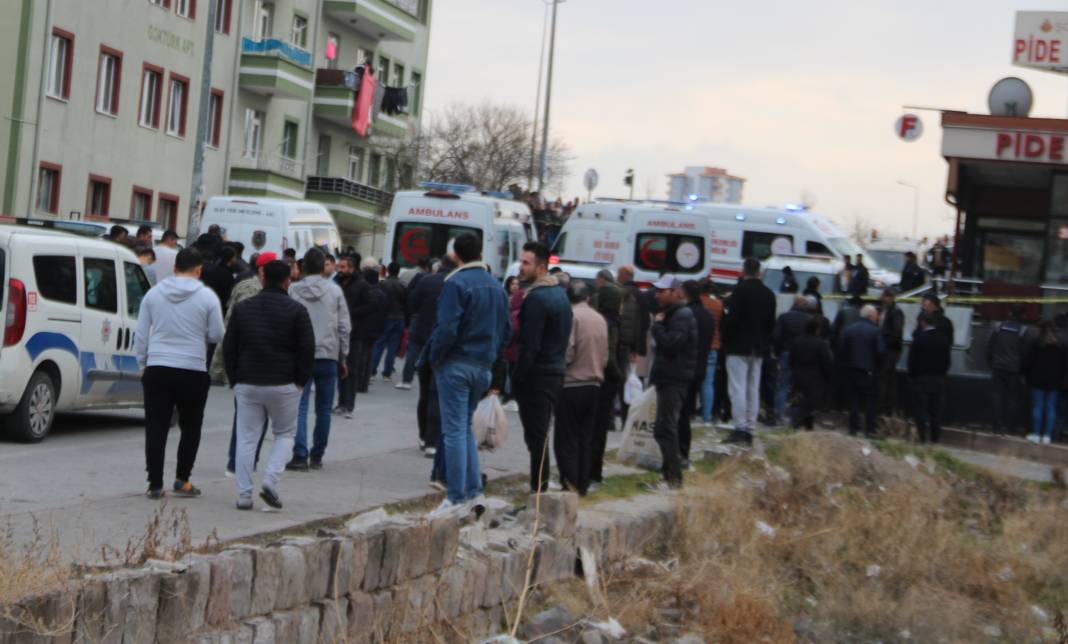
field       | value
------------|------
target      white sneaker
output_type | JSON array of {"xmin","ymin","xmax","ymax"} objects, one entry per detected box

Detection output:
[
  {"xmin": 1042, "ymin": 435, "xmax": 1052, "ymax": 445},
  {"xmin": 1027, "ymin": 434, "xmax": 1040, "ymax": 443},
  {"xmin": 224, "ymin": 469, "xmax": 235, "ymax": 479},
  {"xmin": 424, "ymin": 447, "xmax": 437, "ymax": 458},
  {"xmin": 344, "ymin": 409, "xmax": 354, "ymax": 419},
  {"xmin": 503, "ymin": 400, "xmax": 519, "ymax": 413},
  {"xmin": 427, "ymin": 498, "xmax": 465, "ymax": 519},
  {"xmin": 547, "ymin": 481, "xmax": 563, "ymax": 491},
  {"xmin": 587, "ymin": 482, "xmax": 601, "ymax": 494},
  {"xmin": 395, "ymin": 382, "xmax": 412, "ymax": 390},
  {"xmin": 429, "ymin": 480, "xmax": 447, "ymax": 492}
]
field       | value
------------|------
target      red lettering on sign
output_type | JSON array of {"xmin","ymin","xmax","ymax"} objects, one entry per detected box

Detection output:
[
  {"xmin": 407, "ymin": 207, "xmax": 470, "ymax": 220},
  {"xmin": 898, "ymin": 114, "xmax": 917, "ymax": 138},
  {"xmin": 1025, "ymin": 134, "xmax": 1045, "ymax": 158},
  {"xmin": 1016, "ymin": 36, "xmax": 1065, "ymax": 63},
  {"xmin": 996, "ymin": 132, "xmax": 1013, "ymax": 156},
  {"xmin": 1052, "ymin": 136, "xmax": 1065, "ymax": 161}
]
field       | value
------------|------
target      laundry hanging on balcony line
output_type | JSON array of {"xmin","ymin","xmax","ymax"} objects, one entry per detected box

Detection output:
[
  {"xmin": 351, "ymin": 66, "xmax": 377, "ymax": 137},
  {"xmin": 381, "ymin": 86, "xmax": 409, "ymax": 115}
]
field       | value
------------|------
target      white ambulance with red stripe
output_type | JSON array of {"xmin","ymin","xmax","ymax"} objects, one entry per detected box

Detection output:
[
  {"xmin": 383, "ymin": 184, "xmax": 537, "ymax": 279},
  {"xmin": 549, "ymin": 200, "xmax": 899, "ymax": 287}
]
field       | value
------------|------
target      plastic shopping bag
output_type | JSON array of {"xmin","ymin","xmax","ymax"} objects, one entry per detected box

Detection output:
[
  {"xmin": 623, "ymin": 366, "xmax": 644, "ymax": 404},
  {"xmin": 473, "ymin": 394, "xmax": 509, "ymax": 451},
  {"xmin": 618, "ymin": 385, "xmax": 661, "ymax": 470}
]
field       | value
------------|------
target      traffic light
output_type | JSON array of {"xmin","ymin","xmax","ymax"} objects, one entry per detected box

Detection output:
[{"xmin": 623, "ymin": 169, "xmax": 634, "ymax": 187}]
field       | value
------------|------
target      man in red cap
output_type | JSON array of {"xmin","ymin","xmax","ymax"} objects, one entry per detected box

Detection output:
[{"xmin": 213, "ymin": 252, "xmax": 278, "ymax": 475}]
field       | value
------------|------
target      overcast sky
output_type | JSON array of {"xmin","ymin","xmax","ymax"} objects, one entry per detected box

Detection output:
[{"xmin": 422, "ymin": 1, "xmax": 1067, "ymax": 239}]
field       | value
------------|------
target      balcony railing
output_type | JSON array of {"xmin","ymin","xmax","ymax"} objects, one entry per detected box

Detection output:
[
  {"xmin": 241, "ymin": 37, "xmax": 313, "ymax": 69},
  {"xmin": 306, "ymin": 176, "xmax": 393, "ymax": 209},
  {"xmin": 235, "ymin": 153, "xmax": 305, "ymax": 178},
  {"xmin": 385, "ymin": 0, "xmax": 420, "ymax": 16}
]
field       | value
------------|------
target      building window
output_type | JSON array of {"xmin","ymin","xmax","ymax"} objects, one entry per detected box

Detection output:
[
  {"xmin": 214, "ymin": 0, "xmax": 232, "ymax": 34},
  {"xmin": 208, "ymin": 89, "xmax": 223, "ymax": 147},
  {"xmin": 356, "ymin": 47, "xmax": 372, "ymax": 66},
  {"xmin": 282, "ymin": 120, "xmax": 299, "ymax": 160},
  {"xmin": 410, "ymin": 71, "xmax": 422, "ymax": 114},
  {"xmin": 316, "ymin": 135, "xmax": 331, "ymax": 175},
  {"xmin": 347, "ymin": 146, "xmax": 364, "ymax": 182},
  {"xmin": 176, "ymin": 0, "xmax": 196, "ymax": 19},
  {"xmin": 95, "ymin": 47, "xmax": 122, "ymax": 116},
  {"xmin": 139, "ymin": 64, "xmax": 163, "ymax": 128},
  {"xmin": 369, "ymin": 152, "xmax": 382, "ymax": 186},
  {"xmin": 291, "ymin": 15, "xmax": 308, "ymax": 48},
  {"xmin": 149, "ymin": 0, "xmax": 171, "ymax": 8},
  {"xmin": 36, "ymin": 163, "xmax": 61, "ymax": 214},
  {"xmin": 158, "ymin": 194, "xmax": 179, "ymax": 229},
  {"xmin": 326, "ymin": 33, "xmax": 340, "ymax": 69},
  {"xmin": 243, "ymin": 108, "xmax": 264, "ymax": 158},
  {"xmin": 253, "ymin": 1, "xmax": 273, "ymax": 40},
  {"xmin": 131, "ymin": 187, "xmax": 153, "ymax": 220},
  {"xmin": 87, "ymin": 175, "xmax": 112, "ymax": 218},
  {"xmin": 393, "ymin": 63, "xmax": 405, "ymax": 88},
  {"xmin": 166, "ymin": 74, "xmax": 189, "ymax": 137},
  {"xmin": 376, "ymin": 56, "xmax": 390, "ymax": 85},
  {"xmin": 47, "ymin": 29, "xmax": 74, "ymax": 100}
]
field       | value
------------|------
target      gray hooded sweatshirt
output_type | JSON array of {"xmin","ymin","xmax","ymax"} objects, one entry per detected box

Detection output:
[
  {"xmin": 134, "ymin": 276, "xmax": 225, "ymax": 371},
  {"xmin": 290, "ymin": 275, "xmax": 351, "ymax": 361}
]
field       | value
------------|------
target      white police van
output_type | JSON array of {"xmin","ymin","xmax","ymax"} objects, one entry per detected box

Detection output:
[
  {"xmin": 383, "ymin": 183, "xmax": 538, "ymax": 279},
  {"xmin": 0, "ymin": 223, "xmax": 150, "ymax": 442},
  {"xmin": 198, "ymin": 196, "xmax": 343, "ymax": 257}
]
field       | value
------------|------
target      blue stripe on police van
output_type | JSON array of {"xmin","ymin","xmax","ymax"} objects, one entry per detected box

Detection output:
[{"xmin": 24, "ymin": 332, "xmax": 79, "ymax": 362}]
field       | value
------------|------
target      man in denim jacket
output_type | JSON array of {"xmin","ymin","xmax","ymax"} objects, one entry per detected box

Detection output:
[{"xmin": 424, "ymin": 233, "xmax": 511, "ymax": 516}]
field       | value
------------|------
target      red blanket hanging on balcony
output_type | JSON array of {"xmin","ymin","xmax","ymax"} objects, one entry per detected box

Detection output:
[{"xmin": 352, "ymin": 67, "xmax": 376, "ymax": 137}]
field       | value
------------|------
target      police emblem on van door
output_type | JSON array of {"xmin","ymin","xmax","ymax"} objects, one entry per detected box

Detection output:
[
  {"xmin": 252, "ymin": 230, "xmax": 266, "ymax": 250},
  {"xmin": 101, "ymin": 319, "xmax": 112, "ymax": 343}
]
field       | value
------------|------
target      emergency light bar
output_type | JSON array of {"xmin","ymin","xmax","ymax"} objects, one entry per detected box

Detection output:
[{"xmin": 417, "ymin": 181, "xmax": 477, "ymax": 194}]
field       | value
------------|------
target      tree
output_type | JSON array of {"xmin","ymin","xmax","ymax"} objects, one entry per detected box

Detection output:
[{"xmin": 413, "ymin": 102, "xmax": 572, "ymax": 194}]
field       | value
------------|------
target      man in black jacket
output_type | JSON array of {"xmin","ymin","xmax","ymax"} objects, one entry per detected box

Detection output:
[
  {"xmin": 516, "ymin": 242, "xmax": 574, "ymax": 492},
  {"xmin": 918, "ymin": 294, "xmax": 954, "ymax": 347},
  {"xmin": 771, "ymin": 295, "xmax": 812, "ymax": 426},
  {"xmin": 224, "ymin": 261, "xmax": 315, "ymax": 511},
  {"xmin": 371, "ymin": 262, "xmax": 407, "ymax": 382},
  {"xmin": 841, "ymin": 305, "xmax": 886, "ymax": 436},
  {"xmin": 908, "ymin": 312, "xmax": 951, "ymax": 443},
  {"xmin": 649, "ymin": 275, "xmax": 697, "ymax": 488},
  {"xmin": 879, "ymin": 289, "xmax": 905, "ymax": 414},
  {"xmin": 848, "ymin": 254, "xmax": 870, "ymax": 297},
  {"xmin": 899, "ymin": 252, "xmax": 925, "ymax": 292},
  {"xmin": 335, "ymin": 254, "xmax": 365, "ymax": 417},
  {"xmin": 407, "ymin": 257, "xmax": 455, "ymax": 454},
  {"xmin": 678, "ymin": 280, "xmax": 714, "ymax": 466},
  {"xmin": 721, "ymin": 258, "xmax": 776, "ymax": 444}
]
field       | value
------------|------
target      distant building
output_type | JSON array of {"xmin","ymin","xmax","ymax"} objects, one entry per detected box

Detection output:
[{"xmin": 667, "ymin": 166, "xmax": 745, "ymax": 204}]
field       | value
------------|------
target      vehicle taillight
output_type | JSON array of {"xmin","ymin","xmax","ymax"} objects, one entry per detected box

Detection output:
[
  {"xmin": 4, "ymin": 278, "xmax": 26, "ymax": 347},
  {"xmin": 549, "ymin": 255, "xmax": 559, "ymax": 265},
  {"xmin": 635, "ymin": 281, "xmax": 653, "ymax": 290}
]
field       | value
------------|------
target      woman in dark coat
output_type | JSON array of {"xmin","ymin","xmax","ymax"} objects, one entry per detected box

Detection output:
[
  {"xmin": 789, "ymin": 316, "xmax": 833, "ymax": 429},
  {"xmin": 1022, "ymin": 320, "xmax": 1068, "ymax": 444}
]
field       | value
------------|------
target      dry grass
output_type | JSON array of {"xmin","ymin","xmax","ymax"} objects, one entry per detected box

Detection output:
[
  {"xmin": 0, "ymin": 518, "xmax": 69, "ymax": 606},
  {"xmin": 542, "ymin": 431, "xmax": 1068, "ymax": 642}
]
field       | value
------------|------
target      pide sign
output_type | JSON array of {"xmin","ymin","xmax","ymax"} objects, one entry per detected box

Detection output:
[
  {"xmin": 1013, "ymin": 11, "xmax": 1068, "ymax": 73},
  {"xmin": 942, "ymin": 119, "xmax": 1068, "ymax": 166}
]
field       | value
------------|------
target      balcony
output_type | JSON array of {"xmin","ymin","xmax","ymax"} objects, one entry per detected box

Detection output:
[
  {"xmin": 239, "ymin": 38, "xmax": 315, "ymax": 101},
  {"xmin": 228, "ymin": 155, "xmax": 307, "ymax": 200},
  {"xmin": 313, "ymin": 69, "xmax": 358, "ymax": 127},
  {"xmin": 323, "ymin": 0, "xmax": 418, "ymax": 42},
  {"xmin": 305, "ymin": 175, "xmax": 393, "ymax": 232}
]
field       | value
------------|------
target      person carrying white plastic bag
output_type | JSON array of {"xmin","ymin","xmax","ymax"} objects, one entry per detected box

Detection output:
[
  {"xmin": 623, "ymin": 365, "xmax": 644, "ymax": 404},
  {"xmin": 473, "ymin": 394, "xmax": 509, "ymax": 451},
  {"xmin": 618, "ymin": 384, "xmax": 661, "ymax": 470}
]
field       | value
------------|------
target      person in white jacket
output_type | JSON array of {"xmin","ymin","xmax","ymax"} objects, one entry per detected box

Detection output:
[
  {"xmin": 134, "ymin": 248, "xmax": 225, "ymax": 500},
  {"xmin": 287, "ymin": 248, "xmax": 351, "ymax": 471}
]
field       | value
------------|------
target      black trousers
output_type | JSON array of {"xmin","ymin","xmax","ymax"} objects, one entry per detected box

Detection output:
[
  {"xmin": 143, "ymin": 366, "xmax": 210, "ymax": 490},
  {"xmin": 337, "ymin": 333, "xmax": 362, "ymax": 410},
  {"xmin": 879, "ymin": 350, "xmax": 900, "ymax": 415},
  {"xmin": 591, "ymin": 374, "xmax": 620, "ymax": 483},
  {"xmin": 677, "ymin": 376, "xmax": 700, "ymax": 461},
  {"xmin": 848, "ymin": 368, "xmax": 877, "ymax": 434},
  {"xmin": 356, "ymin": 338, "xmax": 375, "ymax": 392},
  {"xmin": 517, "ymin": 373, "xmax": 563, "ymax": 492},
  {"xmin": 417, "ymin": 361, "xmax": 440, "ymax": 447},
  {"xmin": 654, "ymin": 383, "xmax": 687, "ymax": 486},
  {"xmin": 991, "ymin": 369, "xmax": 1020, "ymax": 435},
  {"xmin": 913, "ymin": 374, "xmax": 945, "ymax": 443},
  {"xmin": 554, "ymin": 385, "xmax": 600, "ymax": 495}
]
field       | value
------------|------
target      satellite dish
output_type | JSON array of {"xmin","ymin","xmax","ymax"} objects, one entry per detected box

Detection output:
[{"xmin": 988, "ymin": 77, "xmax": 1033, "ymax": 117}]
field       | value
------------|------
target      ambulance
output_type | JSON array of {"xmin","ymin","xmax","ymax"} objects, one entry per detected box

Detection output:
[
  {"xmin": 197, "ymin": 196, "xmax": 342, "ymax": 257},
  {"xmin": 550, "ymin": 200, "xmax": 899, "ymax": 288},
  {"xmin": 383, "ymin": 184, "xmax": 537, "ymax": 278},
  {"xmin": 0, "ymin": 224, "xmax": 150, "ymax": 442}
]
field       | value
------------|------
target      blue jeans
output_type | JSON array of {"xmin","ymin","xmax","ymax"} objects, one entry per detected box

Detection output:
[
  {"xmin": 371, "ymin": 318, "xmax": 405, "ymax": 378},
  {"xmin": 435, "ymin": 360, "xmax": 491, "ymax": 503},
  {"xmin": 774, "ymin": 352, "xmax": 791, "ymax": 423},
  {"xmin": 1031, "ymin": 388, "xmax": 1059, "ymax": 439},
  {"xmin": 294, "ymin": 359, "xmax": 338, "ymax": 459},
  {"xmin": 701, "ymin": 350, "xmax": 718, "ymax": 423}
]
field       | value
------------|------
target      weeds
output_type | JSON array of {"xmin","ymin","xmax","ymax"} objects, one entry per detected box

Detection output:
[{"xmin": 97, "ymin": 499, "xmax": 219, "ymax": 567}]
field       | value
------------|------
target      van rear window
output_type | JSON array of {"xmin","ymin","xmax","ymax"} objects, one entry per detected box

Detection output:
[
  {"xmin": 634, "ymin": 233, "xmax": 704, "ymax": 273},
  {"xmin": 393, "ymin": 222, "xmax": 480, "ymax": 268},
  {"xmin": 33, "ymin": 256, "xmax": 77, "ymax": 304}
]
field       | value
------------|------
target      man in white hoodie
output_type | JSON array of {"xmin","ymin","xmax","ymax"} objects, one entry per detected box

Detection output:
[
  {"xmin": 287, "ymin": 248, "xmax": 351, "ymax": 471},
  {"xmin": 134, "ymin": 248, "xmax": 225, "ymax": 499}
]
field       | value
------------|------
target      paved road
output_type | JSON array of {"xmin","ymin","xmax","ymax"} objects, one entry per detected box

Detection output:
[{"xmin": 0, "ymin": 380, "xmax": 561, "ymax": 564}]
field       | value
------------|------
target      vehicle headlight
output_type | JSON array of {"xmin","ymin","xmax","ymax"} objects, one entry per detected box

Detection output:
[{"xmin": 872, "ymin": 280, "xmax": 886, "ymax": 289}]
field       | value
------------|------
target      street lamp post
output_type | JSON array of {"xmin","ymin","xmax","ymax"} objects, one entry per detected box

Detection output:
[
  {"xmin": 896, "ymin": 180, "xmax": 919, "ymax": 239},
  {"xmin": 536, "ymin": 0, "xmax": 562, "ymax": 193}
]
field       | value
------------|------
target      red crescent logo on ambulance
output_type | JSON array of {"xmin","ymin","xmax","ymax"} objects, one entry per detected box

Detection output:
[
  {"xmin": 399, "ymin": 227, "xmax": 430, "ymax": 264},
  {"xmin": 639, "ymin": 238, "xmax": 666, "ymax": 269}
]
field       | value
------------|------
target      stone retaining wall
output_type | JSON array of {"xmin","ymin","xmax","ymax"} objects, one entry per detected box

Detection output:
[{"xmin": 0, "ymin": 493, "xmax": 680, "ymax": 644}]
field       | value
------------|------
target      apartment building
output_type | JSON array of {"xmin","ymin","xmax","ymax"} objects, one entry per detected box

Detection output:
[
  {"xmin": 667, "ymin": 166, "xmax": 746, "ymax": 204},
  {"xmin": 0, "ymin": 0, "xmax": 431, "ymax": 253}
]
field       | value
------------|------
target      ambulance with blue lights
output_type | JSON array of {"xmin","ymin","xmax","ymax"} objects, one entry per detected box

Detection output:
[
  {"xmin": 0, "ymin": 224, "xmax": 150, "ymax": 442},
  {"xmin": 549, "ymin": 200, "xmax": 900, "ymax": 288},
  {"xmin": 383, "ymin": 183, "xmax": 537, "ymax": 278}
]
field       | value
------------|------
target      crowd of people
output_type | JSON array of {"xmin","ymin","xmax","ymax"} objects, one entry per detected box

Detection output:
[{"xmin": 125, "ymin": 223, "xmax": 1068, "ymax": 512}]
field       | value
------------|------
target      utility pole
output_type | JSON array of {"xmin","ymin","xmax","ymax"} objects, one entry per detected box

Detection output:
[
  {"xmin": 536, "ymin": 0, "xmax": 561, "ymax": 193},
  {"xmin": 624, "ymin": 168, "xmax": 634, "ymax": 200},
  {"xmin": 186, "ymin": 0, "xmax": 218, "ymax": 239},
  {"xmin": 527, "ymin": 0, "xmax": 550, "ymax": 191}
]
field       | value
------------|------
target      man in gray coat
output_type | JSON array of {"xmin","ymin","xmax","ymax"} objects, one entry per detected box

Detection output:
[{"xmin": 287, "ymin": 248, "xmax": 351, "ymax": 471}]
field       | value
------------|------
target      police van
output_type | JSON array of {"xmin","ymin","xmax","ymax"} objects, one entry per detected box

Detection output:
[
  {"xmin": 198, "ymin": 196, "xmax": 342, "ymax": 257},
  {"xmin": 0, "ymin": 224, "xmax": 150, "ymax": 442},
  {"xmin": 550, "ymin": 200, "xmax": 899, "ymax": 287},
  {"xmin": 383, "ymin": 183, "xmax": 537, "ymax": 278}
]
